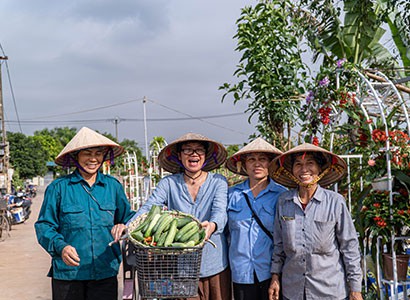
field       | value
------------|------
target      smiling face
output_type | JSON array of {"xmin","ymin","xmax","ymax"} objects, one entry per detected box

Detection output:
[
  {"xmin": 77, "ymin": 147, "xmax": 106, "ymax": 177},
  {"xmin": 244, "ymin": 152, "xmax": 271, "ymax": 181},
  {"xmin": 291, "ymin": 153, "xmax": 322, "ymax": 187},
  {"xmin": 177, "ymin": 142, "xmax": 207, "ymax": 173}
]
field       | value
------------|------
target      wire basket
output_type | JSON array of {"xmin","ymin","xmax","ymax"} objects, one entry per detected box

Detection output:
[
  {"xmin": 127, "ymin": 210, "xmax": 204, "ymax": 298},
  {"xmin": 134, "ymin": 244, "xmax": 202, "ymax": 299}
]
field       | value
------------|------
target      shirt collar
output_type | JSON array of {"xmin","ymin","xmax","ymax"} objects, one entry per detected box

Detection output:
[
  {"xmin": 234, "ymin": 178, "xmax": 286, "ymax": 193},
  {"xmin": 70, "ymin": 169, "xmax": 106, "ymax": 186},
  {"xmin": 290, "ymin": 185, "xmax": 326, "ymax": 202}
]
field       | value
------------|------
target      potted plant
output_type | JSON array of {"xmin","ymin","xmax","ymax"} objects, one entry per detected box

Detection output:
[{"xmin": 361, "ymin": 184, "xmax": 410, "ymax": 281}]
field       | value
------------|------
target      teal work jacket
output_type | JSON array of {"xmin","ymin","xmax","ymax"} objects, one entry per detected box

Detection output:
[{"xmin": 35, "ymin": 169, "xmax": 135, "ymax": 280}]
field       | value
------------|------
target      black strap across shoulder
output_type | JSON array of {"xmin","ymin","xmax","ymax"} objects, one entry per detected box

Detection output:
[{"xmin": 243, "ymin": 193, "xmax": 273, "ymax": 241}]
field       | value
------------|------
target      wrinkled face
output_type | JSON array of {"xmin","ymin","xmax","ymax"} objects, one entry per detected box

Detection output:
[
  {"xmin": 77, "ymin": 147, "xmax": 106, "ymax": 175},
  {"xmin": 291, "ymin": 153, "xmax": 321, "ymax": 186},
  {"xmin": 178, "ymin": 142, "xmax": 206, "ymax": 173},
  {"xmin": 244, "ymin": 152, "xmax": 271, "ymax": 180}
]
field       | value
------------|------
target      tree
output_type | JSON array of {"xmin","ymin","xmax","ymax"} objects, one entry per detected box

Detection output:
[
  {"xmin": 33, "ymin": 133, "xmax": 62, "ymax": 162},
  {"xmin": 34, "ymin": 127, "xmax": 77, "ymax": 148},
  {"xmin": 8, "ymin": 132, "xmax": 48, "ymax": 179},
  {"xmin": 220, "ymin": 0, "xmax": 306, "ymax": 149}
]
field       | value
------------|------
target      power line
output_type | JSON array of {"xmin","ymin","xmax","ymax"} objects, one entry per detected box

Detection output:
[
  {"xmin": 24, "ymin": 98, "xmax": 145, "ymax": 120},
  {"xmin": 5, "ymin": 112, "xmax": 247, "ymax": 124},
  {"xmin": 146, "ymin": 98, "xmax": 249, "ymax": 136}
]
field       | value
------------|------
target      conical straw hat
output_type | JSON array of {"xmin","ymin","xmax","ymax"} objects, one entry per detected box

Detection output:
[
  {"xmin": 55, "ymin": 127, "xmax": 124, "ymax": 166},
  {"xmin": 158, "ymin": 132, "xmax": 227, "ymax": 173},
  {"xmin": 269, "ymin": 143, "xmax": 347, "ymax": 188},
  {"xmin": 226, "ymin": 137, "xmax": 283, "ymax": 176}
]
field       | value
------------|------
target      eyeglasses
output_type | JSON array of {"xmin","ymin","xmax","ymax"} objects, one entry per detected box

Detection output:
[{"xmin": 181, "ymin": 148, "xmax": 206, "ymax": 156}]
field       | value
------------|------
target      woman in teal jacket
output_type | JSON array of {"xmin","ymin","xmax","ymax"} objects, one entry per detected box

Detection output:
[{"xmin": 35, "ymin": 127, "xmax": 135, "ymax": 300}]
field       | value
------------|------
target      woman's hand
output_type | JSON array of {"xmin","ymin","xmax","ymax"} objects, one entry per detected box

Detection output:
[
  {"xmin": 61, "ymin": 245, "xmax": 80, "ymax": 267},
  {"xmin": 349, "ymin": 291, "xmax": 363, "ymax": 300},
  {"xmin": 268, "ymin": 274, "xmax": 280, "ymax": 300},
  {"xmin": 111, "ymin": 223, "xmax": 127, "ymax": 243},
  {"xmin": 201, "ymin": 221, "xmax": 216, "ymax": 240}
]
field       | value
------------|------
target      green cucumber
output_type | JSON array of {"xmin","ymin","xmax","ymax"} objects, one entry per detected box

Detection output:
[
  {"xmin": 153, "ymin": 215, "xmax": 174, "ymax": 241},
  {"xmin": 164, "ymin": 219, "xmax": 178, "ymax": 247},
  {"xmin": 144, "ymin": 214, "xmax": 162, "ymax": 238},
  {"xmin": 188, "ymin": 232, "xmax": 200, "ymax": 244},
  {"xmin": 176, "ymin": 216, "xmax": 193, "ymax": 228},
  {"xmin": 169, "ymin": 240, "xmax": 196, "ymax": 248},
  {"xmin": 157, "ymin": 231, "xmax": 168, "ymax": 247},
  {"xmin": 152, "ymin": 213, "xmax": 170, "ymax": 234},
  {"xmin": 130, "ymin": 230, "xmax": 144, "ymax": 242},
  {"xmin": 175, "ymin": 221, "xmax": 198, "ymax": 241},
  {"xmin": 197, "ymin": 228, "xmax": 206, "ymax": 244},
  {"xmin": 179, "ymin": 225, "xmax": 199, "ymax": 242}
]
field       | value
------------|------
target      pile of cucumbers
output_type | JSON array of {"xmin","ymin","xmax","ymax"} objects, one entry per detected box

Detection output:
[{"xmin": 129, "ymin": 205, "xmax": 205, "ymax": 248}]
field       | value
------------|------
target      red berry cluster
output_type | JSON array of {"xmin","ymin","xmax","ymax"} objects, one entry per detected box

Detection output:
[
  {"xmin": 318, "ymin": 106, "xmax": 332, "ymax": 125},
  {"xmin": 338, "ymin": 91, "xmax": 356, "ymax": 107},
  {"xmin": 373, "ymin": 216, "xmax": 387, "ymax": 228}
]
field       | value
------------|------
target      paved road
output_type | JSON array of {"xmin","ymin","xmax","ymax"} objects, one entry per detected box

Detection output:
[{"xmin": 0, "ymin": 184, "xmax": 127, "ymax": 300}]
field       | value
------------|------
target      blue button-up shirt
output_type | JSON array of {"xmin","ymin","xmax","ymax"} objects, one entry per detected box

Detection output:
[
  {"xmin": 128, "ymin": 172, "xmax": 229, "ymax": 278},
  {"xmin": 227, "ymin": 179, "xmax": 286, "ymax": 284},
  {"xmin": 271, "ymin": 186, "xmax": 362, "ymax": 300},
  {"xmin": 35, "ymin": 170, "xmax": 136, "ymax": 280}
]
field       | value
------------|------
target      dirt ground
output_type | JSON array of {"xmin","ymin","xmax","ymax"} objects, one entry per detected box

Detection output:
[{"xmin": 0, "ymin": 183, "xmax": 128, "ymax": 300}]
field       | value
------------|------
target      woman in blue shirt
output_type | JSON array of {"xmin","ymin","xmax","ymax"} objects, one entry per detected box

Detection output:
[
  {"xmin": 35, "ymin": 127, "xmax": 135, "ymax": 300},
  {"xmin": 225, "ymin": 138, "xmax": 286, "ymax": 300},
  {"xmin": 128, "ymin": 132, "xmax": 230, "ymax": 300}
]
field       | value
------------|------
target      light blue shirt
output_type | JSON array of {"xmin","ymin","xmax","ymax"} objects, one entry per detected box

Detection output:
[
  {"xmin": 271, "ymin": 186, "xmax": 362, "ymax": 300},
  {"xmin": 128, "ymin": 172, "xmax": 229, "ymax": 278},
  {"xmin": 227, "ymin": 179, "xmax": 286, "ymax": 284}
]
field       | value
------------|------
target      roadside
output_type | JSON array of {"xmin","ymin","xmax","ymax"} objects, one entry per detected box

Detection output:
[{"xmin": 0, "ymin": 184, "xmax": 126, "ymax": 300}]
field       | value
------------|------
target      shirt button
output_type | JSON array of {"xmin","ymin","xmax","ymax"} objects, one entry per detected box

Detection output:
[
  {"xmin": 303, "ymin": 273, "xmax": 306, "ymax": 276},
  {"xmin": 302, "ymin": 228, "xmax": 305, "ymax": 231},
  {"xmin": 302, "ymin": 244, "xmax": 305, "ymax": 247},
  {"xmin": 303, "ymin": 259, "xmax": 306, "ymax": 262}
]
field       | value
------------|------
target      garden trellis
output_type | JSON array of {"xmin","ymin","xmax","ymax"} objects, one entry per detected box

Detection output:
[{"xmin": 328, "ymin": 68, "xmax": 410, "ymax": 299}]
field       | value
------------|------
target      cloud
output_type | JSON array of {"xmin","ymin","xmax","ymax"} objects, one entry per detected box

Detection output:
[{"xmin": 1, "ymin": 0, "xmax": 256, "ymax": 151}]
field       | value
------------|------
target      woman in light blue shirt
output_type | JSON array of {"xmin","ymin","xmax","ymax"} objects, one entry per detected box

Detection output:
[
  {"xmin": 225, "ymin": 138, "xmax": 286, "ymax": 300},
  {"xmin": 128, "ymin": 132, "xmax": 231, "ymax": 300}
]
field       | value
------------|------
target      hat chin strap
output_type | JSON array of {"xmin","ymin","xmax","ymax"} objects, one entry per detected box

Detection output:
[{"xmin": 275, "ymin": 166, "xmax": 332, "ymax": 188}]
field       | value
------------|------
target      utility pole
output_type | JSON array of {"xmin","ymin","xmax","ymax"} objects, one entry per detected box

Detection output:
[
  {"xmin": 0, "ymin": 55, "xmax": 10, "ymax": 194},
  {"xmin": 113, "ymin": 116, "xmax": 120, "ymax": 141},
  {"xmin": 143, "ymin": 96, "xmax": 149, "ymax": 160}
]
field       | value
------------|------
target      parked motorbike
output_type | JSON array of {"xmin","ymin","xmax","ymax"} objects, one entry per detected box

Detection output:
[{"xmin": 7, "ymin": 193, "xmax": 32, "ymax": 224}]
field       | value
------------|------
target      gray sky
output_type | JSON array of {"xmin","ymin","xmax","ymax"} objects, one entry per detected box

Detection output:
[{"xmin": 0, "ymin": 0, "xmax": 257, "ymax": 154}]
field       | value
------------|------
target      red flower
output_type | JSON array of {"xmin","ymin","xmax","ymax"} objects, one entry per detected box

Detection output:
[{"xmin": 312, "ymin": 136, "xmax": 319, "ymax": 146}]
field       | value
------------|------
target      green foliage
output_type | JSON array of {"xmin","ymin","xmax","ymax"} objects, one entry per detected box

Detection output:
[
  {"xmin": 34, "ymin": 127, "xmax": 77, "ymax": 148},
  {"xmin": 226, "ymin": 144, "xmax": 240, "ymax": 158},
  {"xmin": 220, "ymin": 0, "xmax": 305, "ymax": 148},
  {"xmin": 32, "ymin": 134, "xmax": 62, "ymax": 162},
  {"xmin": 8, "ymin": 132, "xmax": 48, "ymax": 179},
  {"xmin": 299, "ymin": 0, "xmax": 398, "ymax": 68}
]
